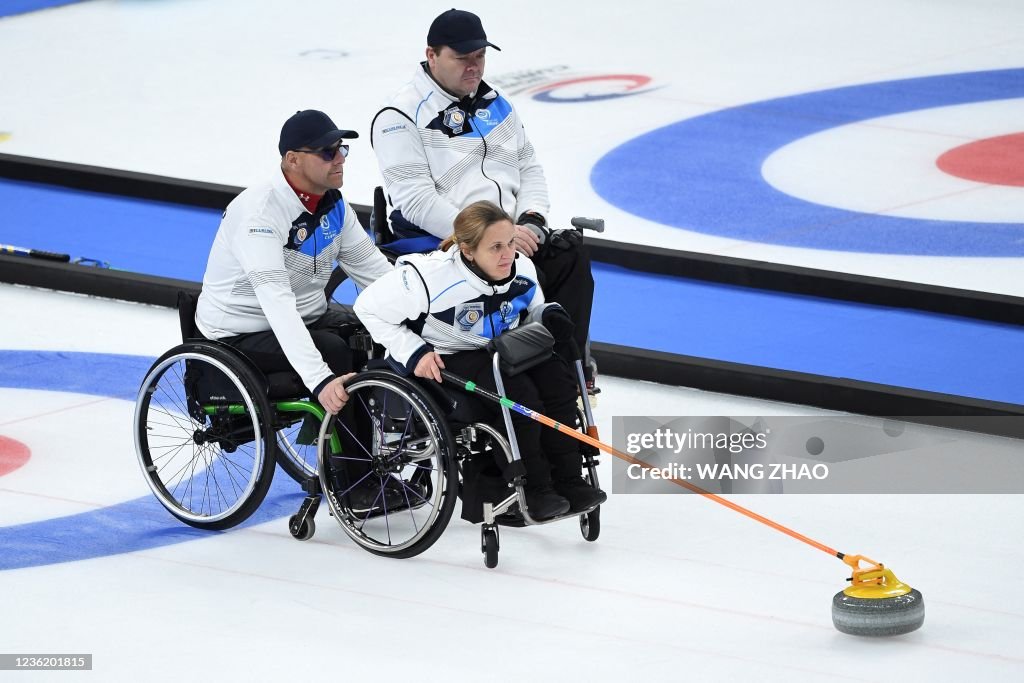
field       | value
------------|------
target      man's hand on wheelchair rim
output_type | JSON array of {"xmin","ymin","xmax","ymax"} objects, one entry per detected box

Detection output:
[
  {"xmin": 318, "ymin": 373, "xmax": 356, "ymax": 414},
  {"xmin": 414, "ymin": 351, "xmax": 446, "ymax": 383}
]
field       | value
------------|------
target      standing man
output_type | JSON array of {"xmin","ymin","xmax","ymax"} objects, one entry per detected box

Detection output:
[
  {"xmin": 196, "ymin": 109, "xmax": 402, "ymax": 510},
  {"xmin": 370, "ymin": 8, "xmax": 598, "ymax": 392}
]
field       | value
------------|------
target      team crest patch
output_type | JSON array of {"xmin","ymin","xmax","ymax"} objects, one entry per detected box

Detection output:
[
  {"xmin": 455, "ymin": 302, "xmax": 484, "ymax": 331},
  {"xmin": 443, "ymin": 107, "xmax": 466, "ymax": 134},
  {"xmin": 295, "ymin": 227, "xmax": 308, "ymax": 243}
]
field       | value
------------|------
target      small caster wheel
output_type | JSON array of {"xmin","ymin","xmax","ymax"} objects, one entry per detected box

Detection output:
[
  {"xmin": 289, "ymin": 514, "xmax": 315, "ymax": 541},
  {"xmin": 482, "ymin": 526, "xmax": 499, "ymax": 568},
  {"xmin": 580, "ymin": 506, "xmax": 600, "ymax": 542}
]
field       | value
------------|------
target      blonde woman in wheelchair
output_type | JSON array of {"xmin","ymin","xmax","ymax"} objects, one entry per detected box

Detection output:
[{"xmin": 354, "ymin": 200, "xmax": 606, "ymax": 520}]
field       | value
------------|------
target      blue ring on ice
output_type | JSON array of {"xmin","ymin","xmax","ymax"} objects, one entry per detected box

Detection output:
[
  {"xmin": 591, "ymin": 68, "xmax": 1024, "ymax": 255},
  {"xmin": 0, "ymin": 351, "xmax": 301, "ymax": 570}
]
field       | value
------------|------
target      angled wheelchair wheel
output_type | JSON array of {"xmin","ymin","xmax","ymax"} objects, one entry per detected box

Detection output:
[
  {"xmin": 134, "ymin": 342, "xmax": 276, "ymax": 530},
  {"xmin": 319, "ymin": 371, "xmax": 457, "ymax": 559},
  {"xmin": 580, "ymin": 506, "xmax": 600, "ymax": 541},
  {"xmin": 482, "ymin": 525, "xmax": 500, "ymax": 568}
]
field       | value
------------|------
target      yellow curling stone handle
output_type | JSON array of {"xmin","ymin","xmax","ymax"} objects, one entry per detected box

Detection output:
[{"xmin": 841, "ymin": 554, "xmax": 913, "ymax": 598}]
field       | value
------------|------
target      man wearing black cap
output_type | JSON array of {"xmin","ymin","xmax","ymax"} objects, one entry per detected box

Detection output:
[
  {"xmin": 197, "ymin": 109, "xmax": 392, "ymax": 413},
  {"xmin": 371, "ymin": 8, "xmax": 598, "ymax": 393},
  {"xmin": 195, "ymin": 110, "xmax": 402, "ymax": 508}
]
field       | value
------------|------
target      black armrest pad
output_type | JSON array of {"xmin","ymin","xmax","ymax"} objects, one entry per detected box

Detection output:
[{"xmin": 489, "ymin": 323, "xmax": 554, "ymax": 376}]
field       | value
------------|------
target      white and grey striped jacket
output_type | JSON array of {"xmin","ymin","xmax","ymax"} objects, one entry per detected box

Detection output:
[
  {"xmin": 354, "ymin": 247, "xmax": 554, "ymax": 374},
  {"xmin": 371, "ymin": 63, "xmax": 549, "ymax": 239},
  {"xmin": 196, "ymin": 169, "xmax": 392, "ymax": 393}
]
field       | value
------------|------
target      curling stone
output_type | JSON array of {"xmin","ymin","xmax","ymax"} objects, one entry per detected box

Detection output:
[{"xmin": 832, "ymin": 556, "xmax": 924, "ymax": 636}]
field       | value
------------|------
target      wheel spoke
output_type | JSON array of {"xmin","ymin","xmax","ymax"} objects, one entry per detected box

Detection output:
[
  {"xmin": 317, "ymin": 376, "xmax": 454, "ymax": 558},
  {"xmin": 136, "ymin": 348, "xmax": 273, "ymax": 528}
]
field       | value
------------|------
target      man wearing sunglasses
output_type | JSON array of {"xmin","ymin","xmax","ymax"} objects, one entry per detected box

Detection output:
[
  {"xmin": 370, "ymin": 9, "xmax": 599, "ymax": 395},
  {"xmin": 196, "ymin": 110, "xmax": 402, "ymax": 510}
]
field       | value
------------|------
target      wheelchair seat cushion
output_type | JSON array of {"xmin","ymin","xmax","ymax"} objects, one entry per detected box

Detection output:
[{"xmin": 266, "ymin": 371, "xmax": 308, "ymax": 399}]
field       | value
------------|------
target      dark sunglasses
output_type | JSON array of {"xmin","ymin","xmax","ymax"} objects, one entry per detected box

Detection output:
[{"xmin": 295, "ymin": 143, "xmax": 350, "ymax": 161}]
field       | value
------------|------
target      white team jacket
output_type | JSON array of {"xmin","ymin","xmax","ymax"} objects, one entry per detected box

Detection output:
[
  {"xmin": 371, "ymin": 64, "xmax": 550, "ymax": 238},
  {"xmin": 196, "ymin": 169, "xmax": 392, "ymax": 393},
  {"xmin": 353, "ymin": 247, "xmax": 551, "ymax": 374}
]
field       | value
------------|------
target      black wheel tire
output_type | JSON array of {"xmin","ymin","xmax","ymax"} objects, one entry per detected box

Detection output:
[
  {"xmin": 289, "ymin": 514, "xmax": 316, "ymax": 541},
  {"xmin": 134, "ymin": 342, "xmax": 277, "ymax": 531},
  {"xmin": 482, "ymin": 528, "xmax": 499, "ymax": 569},
  {"xmin": 580, "ymin": 506, "xmax": 601, "ymax": 541},
  {"xmin": 320, "ymin": 371, "xmax": 458, "ymax": 559}
]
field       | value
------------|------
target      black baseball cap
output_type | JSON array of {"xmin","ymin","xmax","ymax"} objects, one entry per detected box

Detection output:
[
  {"xmin": 278, "ymin": 110, "xmax": 358, "ymax": 156},
  {"xmin": 427, "ymin": 9, "xmax": 501, "ymax": 53}
]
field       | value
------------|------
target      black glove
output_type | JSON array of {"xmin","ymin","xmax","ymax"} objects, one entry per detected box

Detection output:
[
  {"xmin": 517, "ymin": 211, "xmax": 551, "ymax": 247},
  {"xmin": 542, "ymin": 305, "xmax": 574, "ymax": 343},
  {"xmin": 542, "ymin": 306, "xmax": 580, "ymax": 361},
  {"xmin": 547, "ymin": 228, "xmax": 583, "ymax": 252}
]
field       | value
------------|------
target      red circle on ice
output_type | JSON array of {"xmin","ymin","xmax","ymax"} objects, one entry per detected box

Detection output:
[
  {"xmin": 936, "ymin": 132, "xmax": 1024, "ymax": 187},
  {"xmin": 0, "ymin": 435, "xmax": 31, "ymax": 477}
]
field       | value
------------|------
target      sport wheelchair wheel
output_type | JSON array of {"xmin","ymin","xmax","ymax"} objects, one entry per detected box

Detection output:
[
  {"xmin": 134, "ymin": 342, "xmax": 277, "ymax": 530},
  {"xmin": 319, "ymin": 371, "xmax": 457, "ymax": 559}
]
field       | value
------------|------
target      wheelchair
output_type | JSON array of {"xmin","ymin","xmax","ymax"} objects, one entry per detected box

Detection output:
[
  {"xmin": 133, "ymin": 292, "xmax": 350, "ymax": 522},
  {"xmin": 287, "ymin": 321, "xmax": 603, "ymax": 568},
  {"xmin": 134, "ymin": 202, "xmax": 605, "ymax": 565}
]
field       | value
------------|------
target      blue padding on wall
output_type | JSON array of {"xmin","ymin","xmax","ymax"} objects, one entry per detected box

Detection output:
[
  {"xmin": 0, "ymin": 178, "xmax": 222, "ymax": 282},
  {"xmin": 591, "ymin": 264, "xmax": 1024, "ymax": 405},
  {"xmin": 2, "ymin": 180, "xmax": 1021, "ymax": 405}
]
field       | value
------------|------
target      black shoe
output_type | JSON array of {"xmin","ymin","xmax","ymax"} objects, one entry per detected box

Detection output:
[
  {"xmin": 554, "ymin": 476, "xmax": 607, "ymax": 512},
  {"xmin": 385, "ymin": 474, "xmax": 430, "ymax": 510},
  {"xmin": 523, "ymin": 485, "xmax": 571, "ymax": 520},
  {"xmin": 346, "ymin": 477, "xmax": 406, "ymax": 515}
]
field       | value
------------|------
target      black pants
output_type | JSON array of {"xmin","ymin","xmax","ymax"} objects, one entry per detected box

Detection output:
[
  {"xmin": 219, "ymin": 306, "xmax": 367, "ymax": 480},
  {"xmin": 532, "ymin": 241, "xmax": 594, "ymax": 361},
  {"xmin": 219, "ymin": 306, "xmax": 360, "ymax": 382},
  {"xmin": 443, "ymin": 349, "xmax": 581, "ymax": 487}
]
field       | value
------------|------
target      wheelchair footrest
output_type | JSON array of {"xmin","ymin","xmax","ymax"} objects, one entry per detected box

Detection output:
[{"xmin": 494, "ymin": 511, "xmax": 527, "ymax": 528}]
